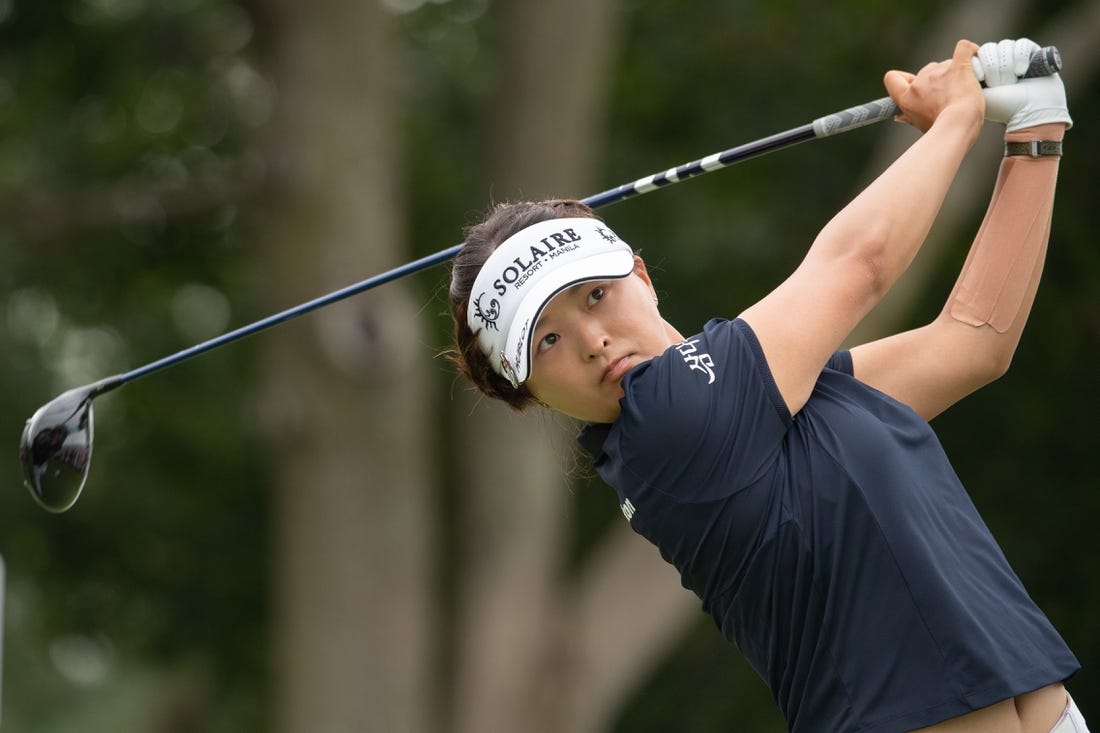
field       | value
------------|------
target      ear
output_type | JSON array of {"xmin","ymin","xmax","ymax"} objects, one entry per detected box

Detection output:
[{"xmin": 631, "ymin": 255, "xmax": 657, "ymax": 295}]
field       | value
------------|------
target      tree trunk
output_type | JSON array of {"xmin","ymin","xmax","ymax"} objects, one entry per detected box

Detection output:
[{"xmin": 258, "ymin": 1, "xmax": 433, "ymax": 732}]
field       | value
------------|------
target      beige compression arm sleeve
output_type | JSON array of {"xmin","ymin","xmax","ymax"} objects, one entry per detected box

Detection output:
[{"xmin": 949, "ymin": 123, "xmax": 1065, "ymax": 332}]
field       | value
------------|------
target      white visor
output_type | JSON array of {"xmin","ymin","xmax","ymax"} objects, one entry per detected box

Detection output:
[{"xmin": 466, "ymin": 217, "xmax": 635, "ymax": 388}]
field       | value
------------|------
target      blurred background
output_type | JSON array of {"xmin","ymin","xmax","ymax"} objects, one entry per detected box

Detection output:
[{"xmin": 1, "ymin": 0, "xmax": 1098, "ymax": 731}]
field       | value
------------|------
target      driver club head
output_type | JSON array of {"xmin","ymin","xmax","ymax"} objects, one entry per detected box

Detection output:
[
  {"xmin": 19, "ymin": 376, "xmax": 123, "ymax": 513},
  {"xmin": 20, "ymin": 384, "xmax": 96, "ymax": 513}
]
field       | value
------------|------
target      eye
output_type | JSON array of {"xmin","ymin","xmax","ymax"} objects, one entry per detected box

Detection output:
[
  {"xmin": 587, "ymin": 286, "xmax": 605, "ymax": 306},
  {"xmin": 537, "ymin": 332, "xmax": 559, "ymax": 352}
]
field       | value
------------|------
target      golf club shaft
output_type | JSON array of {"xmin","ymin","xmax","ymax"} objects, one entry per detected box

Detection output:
[
  {"xmin": 109, "ymin": 103, "xmax": 895, "ymax": 388},
  {"xmin": 109, "ymin": 45, "xmax": 1060, "ymax": 390},
  {"xmin": 591, "ymin": 45, "xmax": 1061, "ymax": 206}
]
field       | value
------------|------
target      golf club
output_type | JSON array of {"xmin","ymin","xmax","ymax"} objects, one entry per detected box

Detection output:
[{"xmin": 19, "ymin": 45, "xmax": 1062, "ymax": 513}]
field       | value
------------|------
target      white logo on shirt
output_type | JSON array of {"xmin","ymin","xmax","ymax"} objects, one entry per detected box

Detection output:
[
  {"xmin": 674, "ymin": 338, "xmax": 716, "ymax": 384},
  {"xmin": 621, "ymin": 498, "xmax": 636, "ymax": 521}
]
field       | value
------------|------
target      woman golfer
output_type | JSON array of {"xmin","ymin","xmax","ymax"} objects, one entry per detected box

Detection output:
[{"xmin": 448, "ymin": 39, "xmax": 1083, "ymax": 733}]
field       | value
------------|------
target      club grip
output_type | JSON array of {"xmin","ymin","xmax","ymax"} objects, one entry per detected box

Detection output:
[
  {"xmin": 1025, "ymin": 45, "xmax": 1062, "ymax": 78},
  {"xmin": 813, "ymin": 44, "xmax": 1062, "ymax": 138},
  {"xmin": 812, "ymin": 98, "xmax": 900, "ymax": 138}
]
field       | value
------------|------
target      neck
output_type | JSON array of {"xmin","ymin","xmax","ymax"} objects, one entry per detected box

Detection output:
[{"xmin": 663, "ymin": 319, "xmax": 684, "ymax": 344}]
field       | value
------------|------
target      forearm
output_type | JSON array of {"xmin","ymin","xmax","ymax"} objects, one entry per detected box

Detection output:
[
  {"xmin": 846, "ymin": 124, "xmax": 1064, "ymax": 420},
  {"xmin": 944, "ymin": 122, "xmax": 1064, "ymax": 363},
  {"xmin": 815, "ymin": 105, "xmax": 982, "ymax": 293},
  {"xmin": 847, "ymin": 41, "xmax": 1069, "ymax": 419}
]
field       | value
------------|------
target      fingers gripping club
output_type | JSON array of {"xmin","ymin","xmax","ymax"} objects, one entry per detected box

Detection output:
[{"xmin": 812, "ymin": 44, "xmax": 1061, "ymax": 138}]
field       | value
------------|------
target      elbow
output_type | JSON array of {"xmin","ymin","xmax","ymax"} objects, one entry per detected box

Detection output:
[
  {"xmin": 984, "ymin": 347, "xmax": 1015, "ymax": 383},
  {"xmin": 808, "ymin": 216, "xmax": 911, "ymax": 311},
  {"xmin": 970, "ymin": 348, "xmax": 1013, "ymax": 389},
  {"xmin": 933, "ymin": 315, "xmax": 1020, "ymax": 390},
  {"xmin": 942, "ymin": 344, "xmax": 1013, "ymax": 400},
  {"xmin": 842, "ymin": 218, "xmax": 896, "ymax": 298},
  {"xmin": 969, "ymin": 320, "xmax": 1022, "ymax": 384},
  {"xmin": 957, "ymin": 323, "xmax": 1018, "ymax": 388},
  {"xmin": 845, "ymin": 241, "xmax": 893, "ymax": 308},
  {"xmin": 861, "ymin": 248, "xmax": 892, "ymax": 300}
]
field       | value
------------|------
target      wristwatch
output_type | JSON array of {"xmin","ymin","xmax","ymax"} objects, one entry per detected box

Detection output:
[{"xmin": 1004, "ymin": 140, "xmax": 1063, "ymax": 157}]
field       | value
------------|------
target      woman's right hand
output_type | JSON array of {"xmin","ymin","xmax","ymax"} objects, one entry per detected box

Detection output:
[{"xmin": 884, "ymin": 39, "xmax": 985, "ymax": 136}]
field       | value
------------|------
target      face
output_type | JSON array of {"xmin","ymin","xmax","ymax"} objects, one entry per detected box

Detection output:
[{"xmin": 525, "ymin": 256, "xmax": 678, "ymax": 423}]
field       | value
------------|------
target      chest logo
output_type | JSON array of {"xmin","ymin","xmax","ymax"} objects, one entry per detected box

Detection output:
[{"xmin": 674, "ymin": 338, "xmax": 716, "ymax": 384}]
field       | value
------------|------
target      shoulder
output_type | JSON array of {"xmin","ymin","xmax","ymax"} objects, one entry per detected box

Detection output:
[
  {"xmin": 623, "ymin": 319, "xmax": 746, "ymax": 413},
  {"xmin": 624, "ymin": 318, "xmax": 852, "ymax": 431},
  {"xmin": 626, "ymin": 318, "xmax": 790, "ymax": 420},
  {"xmin": 606, "ymin": 319, "xmax": 793, "ymax": 493}
]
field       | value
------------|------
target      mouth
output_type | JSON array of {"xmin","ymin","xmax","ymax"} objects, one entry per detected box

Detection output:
[{"xmin": 602, "ymin": 354, "xmax": 633, "ymax": 385}]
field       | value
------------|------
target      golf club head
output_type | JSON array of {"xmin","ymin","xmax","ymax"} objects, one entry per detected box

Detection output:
[
  {"xmin": 19, "ymin": 385, "xmax": 97, "ymax": 513},
  {"xmin": 19, "ymin": 376, "xmax": 123, "ymax": 513}
]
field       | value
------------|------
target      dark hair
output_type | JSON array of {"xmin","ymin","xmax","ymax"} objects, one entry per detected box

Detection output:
[{"xmin": 447, "ymin": 199, "xmax": 601, "ymax": 410}]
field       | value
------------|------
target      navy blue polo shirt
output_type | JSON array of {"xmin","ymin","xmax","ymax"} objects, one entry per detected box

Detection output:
[{"xmin": 578, "ymin": 318, "xmax": 1078, "ymax": 733}]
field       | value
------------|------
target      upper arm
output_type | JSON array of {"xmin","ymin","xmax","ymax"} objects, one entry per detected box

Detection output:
[
  {"xmin": 738, "ymin": 247, "xmax": 884, "ymax": 416},
  {"xmin": 849, "ymin": 315, "xmax": 1008, "ymax": 420},
  {"xmin": 736, "ymin": 99, "xmax": 981, "ymax": 416}
]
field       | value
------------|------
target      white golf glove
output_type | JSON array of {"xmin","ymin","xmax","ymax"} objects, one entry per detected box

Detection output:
[{"xmin": 971, "ymin": 38, "xmax": 1072, "ymax": 131}]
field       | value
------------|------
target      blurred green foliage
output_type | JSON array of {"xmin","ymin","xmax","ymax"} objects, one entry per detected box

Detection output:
[
  {"xmin": 1, "ymin": 0, "xmax": 269, "ymax": 730},
  {"xmin": 1, "ymin": 0, "xmax": 1097, "ymax": 730}
]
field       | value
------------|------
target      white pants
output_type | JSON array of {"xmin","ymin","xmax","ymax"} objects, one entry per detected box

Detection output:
[{"xmin": 1050, "ymin": 696, "xmax": 1090, "ymax": 733}]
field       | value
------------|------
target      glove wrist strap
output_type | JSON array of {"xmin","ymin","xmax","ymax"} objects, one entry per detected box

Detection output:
[{"xmin": 1004, "ymin": 140, "xmax": 1063, "ymax": 157}]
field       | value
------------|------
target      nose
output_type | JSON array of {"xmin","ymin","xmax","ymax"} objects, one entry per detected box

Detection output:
[{"xmin": 578, "ymin": 320, "xmax": 610, "ymax": 361}]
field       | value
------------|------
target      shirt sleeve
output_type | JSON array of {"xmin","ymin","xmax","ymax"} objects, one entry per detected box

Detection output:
[
  {"xmin": 826, "ymin": 349, "xmax": 853, "ymax": 376},
  {"xmin": 612, "ymin": 318, "xmax": 793, "ymax": 502}
]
